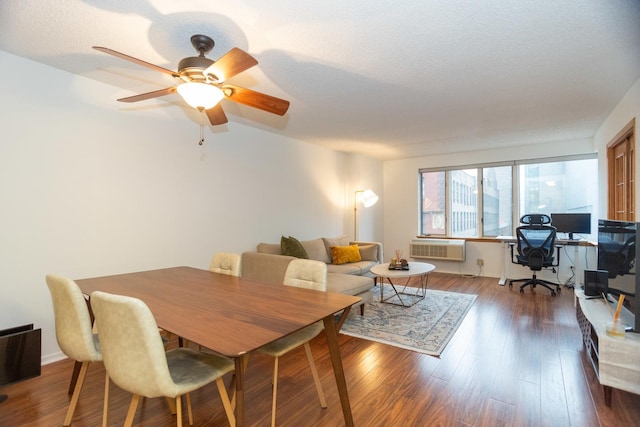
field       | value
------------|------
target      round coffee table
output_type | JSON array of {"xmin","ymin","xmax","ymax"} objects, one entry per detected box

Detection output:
[{"xmin": 370, "ymin": 262, "xmax": 436, "ymax": 307}]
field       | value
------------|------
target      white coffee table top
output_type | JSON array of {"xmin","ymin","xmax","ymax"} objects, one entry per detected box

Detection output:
[{"xmin": 371, "ymin": 262, "xmax": 436, "ymax": 278}]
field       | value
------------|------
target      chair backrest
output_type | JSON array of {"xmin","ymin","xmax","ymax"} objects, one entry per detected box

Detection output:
[
  {"xmin": 90, "ymin": 291, "xmax": 178, "ymax": 398},
  {"xmin": 209, "ymin": 252, "xmax": 242, "ymax": 276},
  {"xmin": 45, "ymin": 274, "xmax": 102, "ymax": 362},
  {"xmin": 283, "ymin": 259, "xmax": 327, "ymax": 291},
  {"xmin": 516, "ymin": 214, "xmax": 557, "ymax": 270},
  {"xmin": 520, "ymin": 214, "xmax": 551, "ymax": 226}
]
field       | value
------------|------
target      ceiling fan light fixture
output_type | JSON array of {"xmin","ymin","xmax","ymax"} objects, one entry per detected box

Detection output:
[{"xmin": 177, "ymin": 82, "xmax": 224, "ymax": 110}]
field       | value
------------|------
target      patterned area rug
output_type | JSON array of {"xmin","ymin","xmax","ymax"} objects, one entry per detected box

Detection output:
[{"xmin": 341, "ymin": 285, "xmax": 477, "ymax": 356}]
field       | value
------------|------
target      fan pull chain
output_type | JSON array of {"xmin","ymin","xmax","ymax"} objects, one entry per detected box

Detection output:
[{"xmin": 198, "ymin": 107, "xmax": 205, "ymax": 145}]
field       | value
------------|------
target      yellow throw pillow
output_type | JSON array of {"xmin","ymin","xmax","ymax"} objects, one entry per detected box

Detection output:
[{"xmin": 330, "ymin": 244, "xmax": 362, "ymax": 265}]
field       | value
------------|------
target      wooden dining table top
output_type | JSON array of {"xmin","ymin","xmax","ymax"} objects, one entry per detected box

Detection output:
[{"xmin": 75, "ymin": 266, "xmax": 361, "ymax": 357}]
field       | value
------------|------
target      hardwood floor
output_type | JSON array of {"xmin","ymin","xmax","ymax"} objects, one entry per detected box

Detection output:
[{"xmin": 3, "ymin": 273, "xmax": 640, "ymax": 426}]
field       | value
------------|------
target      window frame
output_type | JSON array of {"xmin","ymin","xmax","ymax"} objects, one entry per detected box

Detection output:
[{"xmin": 418, "ymin": 153, "xmax": 597, "ymax": 238}]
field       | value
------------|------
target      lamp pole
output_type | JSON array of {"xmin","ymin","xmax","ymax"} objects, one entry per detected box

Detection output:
[{"xmin": 354, "ymin": 190, "xmax": 364, "ymax": 240}]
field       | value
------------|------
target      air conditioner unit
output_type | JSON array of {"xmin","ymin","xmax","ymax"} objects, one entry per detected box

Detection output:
[{"xmin": 410, "ymin": 239, "xmax": 466, "ymax": 262}]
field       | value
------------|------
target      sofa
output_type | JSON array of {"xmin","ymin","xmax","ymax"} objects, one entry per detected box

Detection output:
[{"xmin": 241, "ymin": 236, "xmax": 383, "ymax": 314}]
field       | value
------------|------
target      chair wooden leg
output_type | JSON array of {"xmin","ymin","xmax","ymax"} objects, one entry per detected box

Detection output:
[
  {"xmin": 124, "ymin": 394, "xmax": 141, "ymax": 427},
  {"xmin": 186, "ymin": 393, "xmax": 193, "ymax": 426},
  {"xmin": 63, "ymin": 360, "xmax": 89, "ymax": 426},
  {"xmin": 304, "ymin": 343, "xmax": 327, "ymax": 408},
  {"xmin": 102, "ymin": 372, "xmax": 109, "ymax": 427},
  {"xmin": 271, "ymin": 356, "xmax": 280, "ymax": 427},
  {"xmin": 67, "ymin": 361, "xmax": 82, "ymax": 395},
  {"xmin": 176, "ymin": 396, "xmax": 183, "ymax": 427},
  {"xmin": 216, "ymin": 377, "xmax": 236, "ymax": 427},
  {"xmin": 167, "ymin": 396, "xmax": 177, "ymax": 414}
]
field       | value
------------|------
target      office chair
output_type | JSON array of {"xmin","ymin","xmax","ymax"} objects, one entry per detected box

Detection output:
[{"xmin": 509, "ymin": 214, "xmax": 561, "ymax": 296}]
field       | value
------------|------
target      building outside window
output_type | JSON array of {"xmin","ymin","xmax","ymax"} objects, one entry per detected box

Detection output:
[{"xmin": 420, "ymin": 156, "xmax": 597, "ymax": 238}]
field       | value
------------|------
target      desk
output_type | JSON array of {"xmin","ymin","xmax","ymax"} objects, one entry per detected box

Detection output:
[
  {"xmin": 76, "ymin": 266, "xmax": 360, "ymax": 427},
  {"xmin": 496, "ymin": 236, "xmax": 596, "ymax": 287},
  {"xmin": 371, "ymin": 262, "xmax": 436, "ymax": 307}
]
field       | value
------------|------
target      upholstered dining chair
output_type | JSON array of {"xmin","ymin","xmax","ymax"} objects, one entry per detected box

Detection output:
[
  {"xmin": 46, "ymin": 274, "xmax": 103, "ymax": 426},
  {"xmin": 258, "ymin": 259, "xmax": 328, "ymax": 427},
  {"xmin": 209, "ymin": 252, "xmax": 242, "ymax": 276},
  {"xmin": 90, "ymin": 291, "xmax": 236, "ymax": 427}
]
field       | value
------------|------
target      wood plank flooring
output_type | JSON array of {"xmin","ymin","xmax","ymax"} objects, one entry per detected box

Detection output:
[{"xmin": 2, "ymin": 273, "xmax": 640, "ymax": 426}]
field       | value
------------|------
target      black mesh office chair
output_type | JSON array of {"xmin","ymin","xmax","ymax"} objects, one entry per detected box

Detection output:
[{"xmin": 509, "ymin": 214, "xmax": 561, "ymax": 296}]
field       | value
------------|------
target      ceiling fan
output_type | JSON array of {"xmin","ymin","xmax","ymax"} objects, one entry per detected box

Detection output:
[{"xmin": 93, "ymin": 34, "xmax": 290, "ymax": 126}]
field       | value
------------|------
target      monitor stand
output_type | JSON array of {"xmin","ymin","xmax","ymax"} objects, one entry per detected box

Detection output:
[{"xmin": 567, "ymin": 232, "xmax": 575, "ymax": 240}]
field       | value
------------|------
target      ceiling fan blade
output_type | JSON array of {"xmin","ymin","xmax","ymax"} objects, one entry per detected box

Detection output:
[
  {"xmin": 206, "ymin": 104, "xmax": 228, "ymax": 125},
  {"xmin": 93, "ymin": 46, "xmax": 177, "ymax": 77},
  {"xmin": 203, "ymin": 48, "xmax": 258, "ymax": 82},
  {"xmin": 223, "ymin": 85, "xmax": 290, "ymax": 116},
  {"xmin": 117, "ymin": 87, "xmax": 177, "ymax": 103}
]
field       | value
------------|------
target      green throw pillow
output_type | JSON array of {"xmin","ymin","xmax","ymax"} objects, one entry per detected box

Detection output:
[{"xmin": 281, "ymin": 236, "xmax": 309, "ymax": 259}]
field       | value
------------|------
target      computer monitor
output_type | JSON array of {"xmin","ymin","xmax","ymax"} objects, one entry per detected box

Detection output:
[{"xmin": 550, "ymin": 213, "xmax": 591, "ymax": 240}]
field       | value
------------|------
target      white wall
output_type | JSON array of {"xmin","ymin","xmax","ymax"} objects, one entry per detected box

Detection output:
[
  {"xmin": 0, "ymin": 51, "xmax": 383, "ymax": 362},
  {"xmin": 594, "ymin": 76, "xmax": 640, "ymax": 216}
]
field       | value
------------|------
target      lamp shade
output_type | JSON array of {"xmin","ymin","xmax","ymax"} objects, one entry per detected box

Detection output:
[
  {"xmin": 176, "ymin": 82, "xmax": 224, "ymax": 110},
  {"xmin": 360, "ymin": 189, "xmax": 379, "ymax": 208}
]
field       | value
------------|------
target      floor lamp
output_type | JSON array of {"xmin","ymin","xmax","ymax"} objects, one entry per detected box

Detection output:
[{"xmin": 354, "ymin": 189, "xmax": 379, "ymax": 240}]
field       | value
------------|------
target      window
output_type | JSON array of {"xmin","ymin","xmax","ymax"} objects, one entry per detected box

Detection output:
[{"xmin": 419, "ymin": 156, "xmax": 598, "ymax": 238}]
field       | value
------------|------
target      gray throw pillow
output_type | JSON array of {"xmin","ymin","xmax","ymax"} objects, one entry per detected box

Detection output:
[
  {"xmin": 358, "ymin": 244, "xmax": 379, "ymax": 261},
  {"xmin": 281, "ymin": 236, "xmax": 309, "ymax": 259}
]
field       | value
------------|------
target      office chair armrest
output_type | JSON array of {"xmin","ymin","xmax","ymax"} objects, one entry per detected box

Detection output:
[{"xmin": 508, "ymin": 242, "xmax": 517, "ymax": 265}]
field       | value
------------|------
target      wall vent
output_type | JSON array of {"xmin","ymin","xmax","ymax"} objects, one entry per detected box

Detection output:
[{"xmin": 409, "ymin": 239, "xmax": 466, "ymax": 262}]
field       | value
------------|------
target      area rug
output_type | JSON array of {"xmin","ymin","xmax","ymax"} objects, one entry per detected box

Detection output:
[{"xmin": 340, "ymin": 285, "xmax": 477, "ymax": 356}]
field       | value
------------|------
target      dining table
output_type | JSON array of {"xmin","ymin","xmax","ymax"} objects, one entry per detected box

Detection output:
[{"xmin": 76, "ymin": 266, "xmax": 360, "ymax": 426}]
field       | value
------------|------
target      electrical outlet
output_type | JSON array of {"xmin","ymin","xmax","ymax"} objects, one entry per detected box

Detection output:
[{"xmin": 476, "ymin": 259, "xmax": 484, "ymax": 266}]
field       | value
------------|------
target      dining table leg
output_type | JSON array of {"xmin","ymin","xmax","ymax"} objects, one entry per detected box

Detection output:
[
  {"xmin": 234, "ymin": 355, "xmax": 246, "ymax": 427},
  {"xmin": 323, "ymin": 308, "xmax": 354, "ymax": 427}
]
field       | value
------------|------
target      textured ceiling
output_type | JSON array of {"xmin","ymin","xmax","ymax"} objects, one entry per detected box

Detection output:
[{"xmin": 1, "ymin": 0, "xmax": 639, "ymax": 160}]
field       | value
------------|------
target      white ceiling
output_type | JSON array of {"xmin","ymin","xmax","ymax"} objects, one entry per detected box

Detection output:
[{"xmin": 2, "ymin": 0, "xmax": 639, "ymax": 160}]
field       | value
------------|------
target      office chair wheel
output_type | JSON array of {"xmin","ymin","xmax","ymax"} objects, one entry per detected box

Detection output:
[
  {"xmin": 519, "ymin": 288, "xmax": 524, "ymax": 294},
  {"xmin": 551, "ymin": 290, "xmax": 556, "ymax": 296}
]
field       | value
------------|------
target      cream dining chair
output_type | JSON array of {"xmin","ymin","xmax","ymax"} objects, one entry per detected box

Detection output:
[
  {"xmin": 258, "ymin": 259, "xmax": 328, "ymax": 427},
  {"xmin": 46, "ymin": 274, "xmax": 103, "ymax": 427},
  {"xmin": 90, "ymin": 291, "xmax": 236, "ymax": 427},
  {"xmin": 209, "ymin": 252, "xmax": 242, "ymax": 276}
]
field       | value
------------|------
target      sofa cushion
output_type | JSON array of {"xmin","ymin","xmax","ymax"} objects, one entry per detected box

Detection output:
[
  {"xmin": 327, "ymin": 273, "xmax": 373, "ymax": 296},
  {"xmin": 322, "ymin": 235, "xmax": 350, "ymax": 262},
  {"xmin": 257, "ymin": 242, "xmax": 282, "ymax": 255},
  {"xmin": 281, "ymin": 236, "xmax": 309, "ymax": 259},
  {"xmin": 358, "ymin": 244, "xmax": 379, "ymax": 261},
  {"xmin": 301, "ymin": 238, "xmax": 331, "ymax": 264},
  {"xmin": 330, "ymin": 244, "xmax": 362, "ymax": 265},
  {"xmin": 327, "ymin": 260, "xmax": 377, "ymax": 276}
]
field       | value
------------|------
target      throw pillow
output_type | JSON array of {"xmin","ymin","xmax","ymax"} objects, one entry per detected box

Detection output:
[
  {"xmin": 330, "ymin": 244, "xmax": 362, "ymax": 265},
  {"xmin": 281, "ymin": 236, "xmax": 309, "ymax": 259},
  {"xmin": 301, "ymin": 238, "xmax": 331, "ymax": 263},
  {"xmin": 323, "ymin": 235, "xmax": 350, "ymax": 262},
  {"xmin": 358, "ymin": 244, "xmax": 378, "ymax": 261}
]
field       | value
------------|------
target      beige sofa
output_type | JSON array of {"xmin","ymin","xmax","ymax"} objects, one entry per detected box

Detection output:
[{"xmin": 241, "ymin": 236, "xmax": 383, "ymax": 314}]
